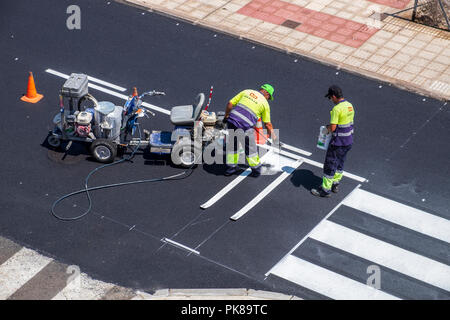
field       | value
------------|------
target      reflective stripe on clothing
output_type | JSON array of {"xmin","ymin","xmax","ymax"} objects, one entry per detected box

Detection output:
[
  {"xmin": 227, "ymin": 152, "xmax": 240, "ymax": 165},
  {"xmin": 225, "ymin": 122, "xmax": 261, "ymax": 168},
  {"xmin": 338, "ymin": 122, "xmax": 353, "ymax": 128},
  {"xmin": 322, "ymin": 176, "xmax": 333, "ymax": 192},
  {"xmin": 333, "ymin": 171, "xmax": 344, "ymax": 184},
  {"xmin": 246, "ymin": 152, "xmax": 261, "ymax": 167},
  {"xmin": 323, "ymin": 145, "xmax": 352, "ymax": 181},
  {"xmin": 330, "ymin": 100, "xmax": 354, "ymax": 146},
  {"xmin": 236, "ymin": 103, "xmax": 258, "ymax": 118},
  {"xmin": 322, "ymin": 171, "xmax": 344, "ymax": 191},
  {"xmin": 230, "ymin": 103, "xmax": 258, "ymax": 128},
  {"xmin": 334, "ymin": 130, "xmax": 354, "ymax": 137},
  {"xmin": 229, "ymin": 89, "xmax": 271, "ymax": 123}
]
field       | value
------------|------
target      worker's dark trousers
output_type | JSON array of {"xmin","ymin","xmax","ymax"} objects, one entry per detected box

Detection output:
[{"xmin": 322, "ymin": 144, "xmax": 352, "ymax": 192}]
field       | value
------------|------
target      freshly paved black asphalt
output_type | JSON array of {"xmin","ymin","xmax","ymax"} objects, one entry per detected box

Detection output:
[{"xmin": 1, "ymin": 0, "xmax": 448, "ymax": 298}]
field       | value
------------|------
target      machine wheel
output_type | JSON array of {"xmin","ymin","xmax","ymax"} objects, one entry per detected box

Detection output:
[
  {"xmin": 47, "ymin": 135, "xmax": 61, "ymax": 148},
  {"xmin": 90, "ymin": 139, "xmax": 117, "ymax": 163},
  {"xmin": 171, "ymin": 138, "xmax": 202, "ymax": 168}
]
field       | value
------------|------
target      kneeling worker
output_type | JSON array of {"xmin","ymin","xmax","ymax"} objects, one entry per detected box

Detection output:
[
  {"xmin": 224, "ymin": 84, "xmax": 277, "ymax": 177},
  {"xmin": 312, "ymin": 85, "xmax": 355, "ymax": 197}
]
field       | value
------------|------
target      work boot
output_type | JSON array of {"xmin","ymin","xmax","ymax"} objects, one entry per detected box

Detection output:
[
  {"xmin": 249, "ymin": 169, "xmax": 261, "ymax": 178},
  {"xmin": 224, "ymin": 166, "xmax": 239, "ymax": 176},
  {"xmin": 311, "ymin": 186, "xmax": 331, "ymax": 198},
  {"xmin": 332, "ymin": 183, "xmax": 339, "ymax": 193}
]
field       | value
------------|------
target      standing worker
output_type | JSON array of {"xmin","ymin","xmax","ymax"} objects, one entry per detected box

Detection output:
[
  {"xmin": 311, "ymin": 85, "xmax": 355, "ymax": 197},
  {"xmin": 224, "ymin": 84, "xmax": 277, "ymax": 177}
]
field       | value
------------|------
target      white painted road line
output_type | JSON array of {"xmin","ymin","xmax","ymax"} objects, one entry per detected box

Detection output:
[
  {"xmin": 230, "ymin": 159, "xmax": 304, "ymax": 221},
  {"xmin": 162, "ymin": 238, "xmax": 200, "ymax": 255},
  {"xmin": 46, "ymin": 68, "xmax": 126, "ymax": 92},
  {"xmin": 52, "ymin": 272, "xmax": 115, "ymax": 300},
  {"xmin": 270, "ymin": 255, "xmax": 400, "ymax": 300},
  {"xmin": 86, "ymin": 75, "xmax": 127, "ymax": 92},
  {"xmin": 45, "ymin": 69, "xmax": 170, "ymax": 115},
  {"xmin": 310, "ymin": 220, "xmax": 450, "ymax": 292},
  {"xmin": 342, "ymin": 188, "xmax": 450, "ymax": 244},
  {"xmin": 200, "ymin": 170, "xmax": 251, "ymax": 209},
  {"xmin": 258, "ymin": 144, "xmax": 367, "ymax": 183},
  {"xmin": 261, "ymin": 140, "xmax": 312, "ymax": 157},
  {"xmin": 280, "ymin": 142, "xmax": 312, "ymax": 157},
  {"xmin": 0, "ymin": 247, "xmax": 52, "ymax": 299},
  {"xmin": 200, "ymin": 152, "xmax": 272, "ymax": 210}
]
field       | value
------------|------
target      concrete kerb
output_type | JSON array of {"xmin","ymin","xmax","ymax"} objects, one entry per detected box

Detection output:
[
  {"xmin": 120, "ymin": 0, "xmax": 449, "ymax": 102},
  {"xmin": 134, "ymin": 288, "xmax": 300, "ymax": 300}
]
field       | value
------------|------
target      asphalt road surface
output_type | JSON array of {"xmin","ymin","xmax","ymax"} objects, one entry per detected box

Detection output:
[{"xmin": 1, "ymin": 0, "xmax": 449, "ymax": 299}]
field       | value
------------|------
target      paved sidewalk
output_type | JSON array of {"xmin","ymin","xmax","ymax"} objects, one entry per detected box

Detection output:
[{"xmin": 123, "ymin": 0, "xmax": 450, "ymax": 100}]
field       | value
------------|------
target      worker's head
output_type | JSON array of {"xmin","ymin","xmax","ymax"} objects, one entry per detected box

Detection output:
[
  {"xmin": 260, "ymin": 84, "xmax": 274, "ymax": 101},
  {"xmin": 325, "ymin": 85, "xmax": 343, "ymax": 104}
]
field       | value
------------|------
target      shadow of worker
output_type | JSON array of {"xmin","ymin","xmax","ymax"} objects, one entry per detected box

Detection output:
[{"xmin": 290, "ymin": 169, "xmax": 322, "ymax": 191}]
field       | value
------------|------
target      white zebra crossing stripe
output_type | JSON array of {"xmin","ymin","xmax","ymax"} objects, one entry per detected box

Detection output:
[
  {"xmin": 0, "ymin": 247, "xmax": 52, "ymax": 299},
  {"xmin": 310, "ymin": 220, "xmax": 450, "ymax": 292},
  {"xmin": 52, "ymin": 272, "xmax": 115, "ymax": 300},
  {"xmin": 342, "ymin": 189, "xmax": 450, "ymax": 243},
  {"xmin": 270, "ymin": 255, "xmax": 400, "ymax": 300}
]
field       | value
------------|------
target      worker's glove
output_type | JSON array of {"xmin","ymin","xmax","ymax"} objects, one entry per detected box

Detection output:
[{"xmin": 222, "ymin": 117, "xmax": 228, "ymax": 124}]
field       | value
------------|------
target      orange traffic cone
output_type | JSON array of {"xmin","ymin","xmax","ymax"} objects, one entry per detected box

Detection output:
[
  {"xmin": 21, "ymin": 72, "xmax": 44, "ymax": 103},
  {"xmin": 131, "ymin": 87, "xmax": 138, "ymax": 97},
  {"xmin": 254, "ymin": 118, "xmax": 268, "ymax": 145}
]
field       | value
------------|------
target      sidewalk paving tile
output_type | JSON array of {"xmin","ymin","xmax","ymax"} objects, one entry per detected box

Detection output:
[{"xmin": 126, "ymin": 0, "xmax": 450, "ymax": 100}]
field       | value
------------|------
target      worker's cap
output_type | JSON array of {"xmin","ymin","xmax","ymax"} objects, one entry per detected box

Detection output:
[
  {"xmin": 325, "ymin": 85, "xmax": 343, "ymax": 99},
  {"xmin": 260, "ymin": 84, "xmax": 274, "ymax": 101}
]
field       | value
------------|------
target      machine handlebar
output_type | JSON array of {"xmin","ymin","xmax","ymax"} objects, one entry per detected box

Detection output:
[{"xmin": 139, "ymin": 90, "xmax": 166, "ymax": 99}]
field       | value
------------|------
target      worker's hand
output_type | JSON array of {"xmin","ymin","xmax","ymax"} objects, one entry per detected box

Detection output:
[{"xmin": 271, "ymin": 133, "xmax": 279, "ymax": 146}]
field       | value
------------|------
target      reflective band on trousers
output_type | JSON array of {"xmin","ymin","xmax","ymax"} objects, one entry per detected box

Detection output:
[
  {"xmin": 230, "ymin": 104, "xmax": 258, "ymax": 127},
  {"xmin": 247, "ymin": 154, "xmax": 261, "ymax": 167},
  {"xmin": 227, "ymin": 152, "xmax": 240, "ymax": 165}
]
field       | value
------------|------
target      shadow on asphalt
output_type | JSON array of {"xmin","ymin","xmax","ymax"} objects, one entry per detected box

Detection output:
[
  {"xmin": 202, "ymin": 163, "xmax": 227, "ymax": 176},
  {"xmin": 290, "ymin": 169, "xmax": 322, "ymax": 191}
]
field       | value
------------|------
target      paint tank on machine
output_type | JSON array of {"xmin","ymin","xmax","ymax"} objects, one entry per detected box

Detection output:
[
  {"xmin": 94, "ymin": 101, "xmax": 123, "ymax": 142},
  {"xmin": 105, "ymin": 106, "xmax": 123, "ymax": 143}
]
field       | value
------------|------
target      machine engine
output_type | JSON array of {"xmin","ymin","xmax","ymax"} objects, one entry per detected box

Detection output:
[{"xmin": 75, "ymin": 111, "xmax": 93, "ymax": 137}]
